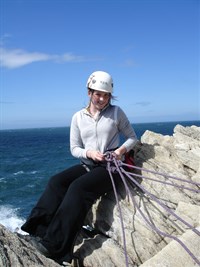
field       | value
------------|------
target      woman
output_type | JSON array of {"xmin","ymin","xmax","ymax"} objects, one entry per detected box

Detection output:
[{"xmin": 21, "ymin": 71, "xmax": 138, "ymax": 266}]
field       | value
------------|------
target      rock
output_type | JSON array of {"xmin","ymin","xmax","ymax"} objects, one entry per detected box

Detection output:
[
  {"xmin": 0, "ymin": 224, "xmax": 60, "ymax": 267},
  {"xmin": 173, "ymin": 125, "xmax": 200, "ymax": 171},
  {"xmin": 0, "ymin": 124, "xmax": 200, "ymax": 267},
  {"xmin": 139, "ymin": 227, "xmax": 200, "ymax": 267},
  {"xmin": 75, "ymin": 124, "xmax": 200, "ymax": 267}
]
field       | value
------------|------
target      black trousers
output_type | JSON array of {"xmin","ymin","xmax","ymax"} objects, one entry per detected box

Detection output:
[{"xmin": 21, "ymin": 164, "xmax": 118, "ymax": 263}]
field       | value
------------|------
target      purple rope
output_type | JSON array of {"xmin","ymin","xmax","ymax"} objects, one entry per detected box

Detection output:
[
  {"xmin": 121, "ymin": 168, "xmax": 200, "ymax": 237},
  {"xmin": 120, "ymin": 167, "xmax": 200, "ymax": 265},
  {"xmin": 124, "ymin": 171, "xmax": 200, "ymax": 193},
  {"xmin": 107, "ymin": 161, "xmax": 129, "ymax": 267},
  {"xmin": 122, "ymin": 162, "xmax": 200, "ymax": 187},
  {"xmin": 105, "ymin": 153, "xmax": 200, "ymax": 266}
]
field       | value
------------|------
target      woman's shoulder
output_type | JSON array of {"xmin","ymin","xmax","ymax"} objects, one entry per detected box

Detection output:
[
  {"xmin": 109, "ymin": 104, "xmax": 123, "ymax": 113},
  {"xmin": 71, "ymin": 108, "xmax": 88, "ymax": 128},
  {"xmin": 73, "ymin": 108, "xmax": 87, "ymax": 117},
  {"xmin": 108, "ymin": 104, "xmax": 120, "ymax": 110},
  {"xmin": 72, "ymin": 108, "xmax": 90, "ymax": 123}
]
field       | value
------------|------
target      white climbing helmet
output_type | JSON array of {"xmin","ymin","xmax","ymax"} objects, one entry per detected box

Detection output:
[{"xmin": 86, "ymin": 71, "xmax": 113, "ymax": 94}]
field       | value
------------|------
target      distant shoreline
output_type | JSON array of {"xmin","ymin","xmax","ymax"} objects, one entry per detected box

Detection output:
[{"xmin": 1, "ymin": 120, "xmax": 200, "ymax": 131}]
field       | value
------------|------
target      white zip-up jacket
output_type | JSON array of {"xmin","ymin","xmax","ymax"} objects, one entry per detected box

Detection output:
[{"xmin": 70, "ymin": 104, "xmax": 138, "ymax": 166}]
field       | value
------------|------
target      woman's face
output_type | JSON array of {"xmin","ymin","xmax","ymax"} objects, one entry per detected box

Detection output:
[{"xmin": 89, "ymin": 90, "xmax": 111, "ymax": 110}]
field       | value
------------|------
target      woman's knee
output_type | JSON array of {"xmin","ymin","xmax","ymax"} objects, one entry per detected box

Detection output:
[
  {"xmin": 67, "ymin": 178, "xmax": 83, "ymax": 195},
  {"xmin": 48, "ymin": 173, "xmax": 63, "ymax": 188},
  {"xmin": 48, "ymin": 165, "xmax": 86, "ymax": 189}
]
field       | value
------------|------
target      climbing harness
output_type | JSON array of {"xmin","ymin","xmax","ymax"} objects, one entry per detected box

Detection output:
[{"xmin": 104, "ymin": 151, "xmax": 200, "ymax": 267}]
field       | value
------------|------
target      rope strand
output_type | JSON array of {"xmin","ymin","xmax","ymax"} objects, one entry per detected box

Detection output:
[
  {"xmin": 122, "ymin": 162, "xmax": 200, "ymax": 186},
  {"xmin": 104, "ymin": 152, "xmax": 200, "ymax": 266},
  {"xmin": 123, "ymin": 171, "xmax": 200, "ymax": 193},
  {"xmin": 107, "ymin": 161, "xmax": 129, "ymax": 267}
]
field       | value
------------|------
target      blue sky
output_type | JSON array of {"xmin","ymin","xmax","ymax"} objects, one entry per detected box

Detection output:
[{"xmin": 0, "ymin": 0, "xmax": 199, "ymax": 129}]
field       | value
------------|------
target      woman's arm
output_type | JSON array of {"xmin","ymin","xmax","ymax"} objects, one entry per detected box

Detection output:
[
  {"xmin": 115, "ymin": 106, "xmax": 138, "ymax": 158},
  {"xmin": 70, "ymin": 112, "xmax": 87, "ymax": 159}
]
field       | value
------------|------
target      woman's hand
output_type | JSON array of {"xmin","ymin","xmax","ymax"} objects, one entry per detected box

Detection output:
[
  {"xmin": 86, "ymin": 150, "xmax": 105, "ymax": 162},
  {"xmin": 113, "ymin": 146, "xmax": 127, "ymax": 160}
]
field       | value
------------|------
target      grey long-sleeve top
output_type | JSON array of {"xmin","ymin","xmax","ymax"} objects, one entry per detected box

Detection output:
[{"xmin": 70, "ymin": 104, "xmax": 138, "ymax": 166}]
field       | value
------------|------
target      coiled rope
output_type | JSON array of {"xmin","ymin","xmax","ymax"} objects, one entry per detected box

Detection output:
[{"xmin": 104, "ymin": 152, "xmax": 200, "ymax": 267}]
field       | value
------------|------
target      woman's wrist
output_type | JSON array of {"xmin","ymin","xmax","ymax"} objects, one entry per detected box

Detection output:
[
  {"xmin": 86, "ymin": 150, "xmax": 92, "ymax": 159},
  {"xmin": 114, "ymin": 146, "xmax": 127, "ymax": 159}
]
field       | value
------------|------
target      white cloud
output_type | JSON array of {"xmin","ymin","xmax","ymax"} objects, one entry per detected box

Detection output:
[
  {"xmin": 135, "ymin": 101, "xmax": 151, "ymax": 107},
  {"xmin": 0, "ymin": 47, "xmax": 88, "ymax": 69},
  {"xmin": 55, "ymin": 53, "xmax": 86, "ymax": 63},
  {"xmin": 0, "ymin": 47, "xmax": 50, "ymax": 68}
]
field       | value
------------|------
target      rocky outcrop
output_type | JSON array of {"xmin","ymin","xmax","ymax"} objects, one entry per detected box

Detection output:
[
  {"xmin": 0, "ymin": 223, "xmax": 60, "ymax": 267},
  {"xmin": 0, "ymin": 124, "xmax": 200, "ymax": 267}
]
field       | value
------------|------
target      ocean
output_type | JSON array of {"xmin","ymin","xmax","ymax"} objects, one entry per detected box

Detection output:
[{"xmin": 1, "ymin": 120, "xmax": 200, "ymax": 233}]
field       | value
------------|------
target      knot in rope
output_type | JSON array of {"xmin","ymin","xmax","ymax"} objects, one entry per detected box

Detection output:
[
  {"xmin": 104, "ymin": 151, "xmax": 123, "ymax": 173},
  {"xmin": 104, "ymin": 151, "xmax": 115, "ymax": 161}
]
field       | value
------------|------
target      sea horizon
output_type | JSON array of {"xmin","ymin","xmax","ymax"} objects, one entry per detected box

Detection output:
[{"xmin": 1, "ymin": 119, "xmax": 200, "ymax": 131}]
